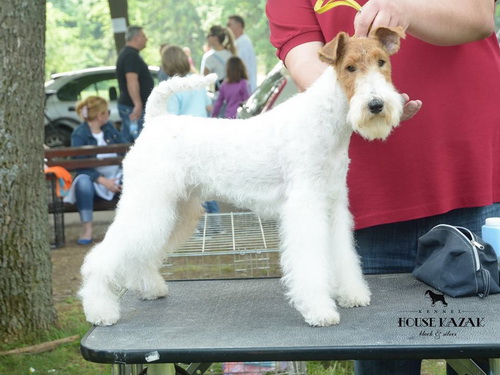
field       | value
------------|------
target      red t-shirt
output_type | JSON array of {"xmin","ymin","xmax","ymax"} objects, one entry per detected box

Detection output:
[{"xmin": 266, "ymin": 0, "xmax": 500, "ymax": 229}]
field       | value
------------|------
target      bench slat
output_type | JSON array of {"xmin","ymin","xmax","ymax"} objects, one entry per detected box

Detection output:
[
  {"xmin": 44, "ymin": 143, "xmax": 132, "ymax": 158},
  {"xmin": 46, "ymin": 157, "xmax": 124, "ymax": 170}
]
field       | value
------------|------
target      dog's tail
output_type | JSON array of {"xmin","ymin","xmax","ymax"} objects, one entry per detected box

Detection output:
[{"xmin": 144, "ymin": 73, "xmax": 218, "ymax": 123}]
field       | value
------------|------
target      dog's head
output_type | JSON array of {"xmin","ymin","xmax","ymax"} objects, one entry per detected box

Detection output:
[{"xmin": 318, "ymin": 27, "xmax": 405, "ymax": 141}]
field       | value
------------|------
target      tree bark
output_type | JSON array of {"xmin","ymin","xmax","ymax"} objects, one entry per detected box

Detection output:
[{"xmin": 0, "ymin": 0, "xmax": 56, "ymax": 342}]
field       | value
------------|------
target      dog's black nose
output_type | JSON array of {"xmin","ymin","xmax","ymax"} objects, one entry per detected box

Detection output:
[{"xmin": 368, "ymin": 99, "xmax": 384, "ymax": 114}]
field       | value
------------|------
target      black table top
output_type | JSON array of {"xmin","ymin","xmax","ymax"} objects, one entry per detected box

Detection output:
[{"xmin": 81, "ymin": 274, "xmax": 500, "ymax": 365}]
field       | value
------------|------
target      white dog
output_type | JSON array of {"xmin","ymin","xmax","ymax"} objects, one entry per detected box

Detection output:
[{"xmin": 80, "ymin": 27, "xmax": 405, "ymax": 327}]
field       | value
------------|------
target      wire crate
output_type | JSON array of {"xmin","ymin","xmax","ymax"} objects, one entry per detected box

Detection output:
[{"xmin": 161, "ymin": 212, "xmax": 282, "ymax": 280}]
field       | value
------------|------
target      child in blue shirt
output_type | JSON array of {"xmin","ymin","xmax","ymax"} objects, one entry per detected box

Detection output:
[{"xmin": 161, "ymin": 45, "xmax": 212, "ymax": 116}]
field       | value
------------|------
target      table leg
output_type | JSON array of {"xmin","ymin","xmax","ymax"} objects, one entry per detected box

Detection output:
[
  {"xmin": 111, "ymin": 364, "xmax": 145, "ymax": 375},
  {"xmin": 447, "ymin": 359, "xmax": 487, "ymax": 375},
  {"xmin": 185, "ymin": 363, "xmax": 213, "ymax": 375},
  {"xmin": 490, "ymin": 358, "xmax": 500, "ymax": 375},
  {"xmin": 147, "ymin": 364, "xmax": 176, "ymax": 375}
]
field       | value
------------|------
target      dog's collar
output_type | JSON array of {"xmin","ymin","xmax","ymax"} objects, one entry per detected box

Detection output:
[{"xmin": 314, "ymin": 0, "xmax": 362, "ymax": 13}]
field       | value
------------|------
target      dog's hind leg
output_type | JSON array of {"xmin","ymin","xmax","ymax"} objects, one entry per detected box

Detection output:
[
  {"xmin": 279, "ymin": 192, "xmax": 340, "ymax": 326},
  {"xmin": 163, "ymin": 196, "xmax": 204, "ymax": 254},
  {"xmin": 328, "ymin": 193, "xmax": 371, "ymax": 308},
  {"xmin": 117, "ymin": 194, "xmax": 182, "ymax": 301},
  {"xmin": 79, "ymin": 181, "xmax": 184, "ymax": 325}
]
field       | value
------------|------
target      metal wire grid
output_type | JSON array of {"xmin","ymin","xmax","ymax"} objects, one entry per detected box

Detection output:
[{"xmin": 161, "ymin": 212, "xmax": 282, "ymax": 280}]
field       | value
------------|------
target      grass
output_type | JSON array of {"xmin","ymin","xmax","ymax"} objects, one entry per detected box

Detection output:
[{"xmin": 0, "ymin": 298, "xmax": 107, "ymax": 375}]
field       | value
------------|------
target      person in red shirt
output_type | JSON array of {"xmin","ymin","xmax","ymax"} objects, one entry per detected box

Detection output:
[{"xmin": 266, "ymin": 1, "xmax": 499, "ymax": 374}]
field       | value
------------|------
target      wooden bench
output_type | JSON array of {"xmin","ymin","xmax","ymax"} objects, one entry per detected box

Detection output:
[{"xmin": 45, "ymin": 143, "xmax": 131, "ymax": 247}]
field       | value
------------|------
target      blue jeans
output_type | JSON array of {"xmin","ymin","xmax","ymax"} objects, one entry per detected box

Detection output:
[
  {"xmin": 353, "ymin": 204, "xmax": 499, "ymax": 375},
  {"xmin": 203, "ymin": 200, "xmax": 220, "ymax": 214},
  {"xmin": 118, "ymin": 103, "xmax": 144, "ymax": 143},
  {"xmin": 74, "ymin": 175, "xmax": 118, "ymax": 223},
  {"xmin": 74, "ymin": 175, "xmax": 97, "ymax": 223},
  {"xmin": 205, "ymin": 201, "xmax": 221, "ymax": 229}
]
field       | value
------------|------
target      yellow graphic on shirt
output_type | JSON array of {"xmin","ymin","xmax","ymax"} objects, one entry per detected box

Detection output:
[{"xmin": 314, "ymin": 0, "xmax": 362, "ymax": 13}]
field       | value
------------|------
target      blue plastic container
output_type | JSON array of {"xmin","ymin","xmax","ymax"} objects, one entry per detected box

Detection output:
[
  {"xmin": 130, "ymin": 121, "xmax": 139, "ymax": 139},
  {"xmin": 481, "ymin": 217, "xmax": 500, "ymax": 259}
]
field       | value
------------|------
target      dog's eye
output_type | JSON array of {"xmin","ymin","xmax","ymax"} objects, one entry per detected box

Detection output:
[
  {"xmin": 378, "ymin": 59, "xmax": 386, "ymax": 67},
  {"xmin": 346, "ymin": 65, "xmax": 356, "ymax": 73}
]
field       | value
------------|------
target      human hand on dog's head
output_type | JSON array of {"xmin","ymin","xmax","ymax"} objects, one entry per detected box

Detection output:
[
  {"xmin": 318, "ymin": 26, "xmax": 406, "ymax": 66},
  {"xmin": 318, "ymin": 26, "xmax": 422, "ymax": 122},
  {"xmin": 353, "ymin": 0, "xmax": 409, "ymax": 39}
]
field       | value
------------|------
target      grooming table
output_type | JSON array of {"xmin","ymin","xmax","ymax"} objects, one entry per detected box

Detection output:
[{"xmin": 81, "ymin": 274, "xmax": 500, "ymax": 375}]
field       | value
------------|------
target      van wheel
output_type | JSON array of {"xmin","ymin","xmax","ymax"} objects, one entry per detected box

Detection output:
[{"xmin": 44, "ymin": 126, "xmax": 72, "ymax": 148}]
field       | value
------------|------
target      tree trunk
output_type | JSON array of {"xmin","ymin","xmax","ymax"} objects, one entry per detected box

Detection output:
[{"xmin": 0, "ymin": 0, "xmax": 56, "ymax": 342}]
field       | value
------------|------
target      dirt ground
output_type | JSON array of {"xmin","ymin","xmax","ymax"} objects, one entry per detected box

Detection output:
[{"xmin": 50, "ymin": 212, "xmax": 114, "ymax": 303}]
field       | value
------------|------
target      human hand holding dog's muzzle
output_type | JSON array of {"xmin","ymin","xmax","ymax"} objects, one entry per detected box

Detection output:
[{"xmin": 400, "ymin": 93, "xmax": 422, "ymax": 121}]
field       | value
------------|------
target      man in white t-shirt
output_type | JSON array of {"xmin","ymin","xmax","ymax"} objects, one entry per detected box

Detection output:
[{"xmin": 227, "ymin": 15, "xmax": 257, "ymax": 92}]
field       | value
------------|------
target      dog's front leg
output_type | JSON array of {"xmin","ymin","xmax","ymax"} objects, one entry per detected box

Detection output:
[
  {"xmin": 279, "ymin": 193, "xmax": 340, "ymax": 326},
  {"xmin": 328, "ymin": 191, "xmax": 371, "ymax": 308}
]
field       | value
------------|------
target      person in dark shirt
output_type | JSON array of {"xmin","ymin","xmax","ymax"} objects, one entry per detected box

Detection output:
[{"xmin": 116, "ymin": 25, "xmax": 154, "ymax": 142}]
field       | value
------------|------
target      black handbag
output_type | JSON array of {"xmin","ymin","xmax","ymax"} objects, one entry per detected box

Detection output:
[{"xmin": 412, "ymin": 224, "xmax": 500, "ymax": 297}]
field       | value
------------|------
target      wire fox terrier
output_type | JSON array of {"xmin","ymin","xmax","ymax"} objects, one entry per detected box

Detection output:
[{"xmin": 80, "ymin": 27, "xmax": 405, "ymax": 327}]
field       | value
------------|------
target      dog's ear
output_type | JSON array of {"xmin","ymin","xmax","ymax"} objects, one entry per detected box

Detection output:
[
  {"xmin": 318, "ymin": 32, "xmax": 349, "ymax": 65},
  {"xmin": 370, "ymin": 26, "xmax": 406, "ymax": 55}
]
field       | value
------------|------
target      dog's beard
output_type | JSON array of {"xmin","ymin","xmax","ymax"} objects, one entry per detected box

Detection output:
[{"xmin": 347, "ymin": 77, "xmax": 403, "ymax": 141}]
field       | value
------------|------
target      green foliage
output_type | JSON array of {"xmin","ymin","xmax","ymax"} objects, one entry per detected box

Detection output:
[
  {"xmin": 308, "ymin": 361, "xmax": 354, "ymax": 375},
  {"xmin": 496, "ymin": 5, "xmax": 500, "ymax": 31},
  {"xmin": 47, "ymin": 1, "xmax": 500, "ymax": 81},
  {"xmin": 45, "ymin": 0, "xmax": 279, "ymax": 80},
  {"xmin": 46, "ymin": 0, "xmax": 115, "ymax": 76}
]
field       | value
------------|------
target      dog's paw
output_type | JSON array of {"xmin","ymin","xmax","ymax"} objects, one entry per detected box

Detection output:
[
  {"xmin": 138, "ymin": 281, "xmax": 169, "ymax": 300},
  {"xmin": 336, "ymin": 288, "xmax": 371, "ymax": 308},
  {"xmin": 304, "ymin": 308, "xmax": 341, "ymax": 327},
  {"xmin": 83, "ymin": 300, "xmax": 121, "ymax": 326}
]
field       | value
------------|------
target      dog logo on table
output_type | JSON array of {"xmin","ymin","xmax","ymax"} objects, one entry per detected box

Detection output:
[{"xmin": 424, "ymin": 289, "xmax": 448, "ymax": 307}]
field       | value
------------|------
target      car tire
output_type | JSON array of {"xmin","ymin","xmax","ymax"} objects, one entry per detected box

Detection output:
[{"xmin": 44, "ymin": 125, "xmax": 73, "ymax": 148}]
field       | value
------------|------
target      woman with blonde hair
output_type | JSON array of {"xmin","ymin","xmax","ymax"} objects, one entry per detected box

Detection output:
[
  {"xmin": 64, "ymin": 96, "xmax": 125, "ymax": 245},
  {"xmin": 202, "ymin": 25, "xmax": 237, "ymax": 87}
]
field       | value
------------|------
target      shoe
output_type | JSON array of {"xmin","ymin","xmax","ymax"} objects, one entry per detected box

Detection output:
[{"xmin": 77, "ymin": 238, "xmax": 93, "ymax": 245}]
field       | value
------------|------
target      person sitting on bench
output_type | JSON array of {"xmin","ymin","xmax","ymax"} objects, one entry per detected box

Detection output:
[{"xmin": 64, "ymin": 96, "xmax": 125, "ymax": 245}]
